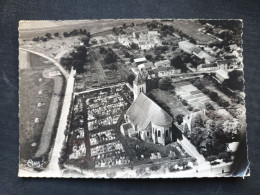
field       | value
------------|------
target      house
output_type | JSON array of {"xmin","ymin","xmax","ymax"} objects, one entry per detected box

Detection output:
[
  {"xmin": 216, "ymin": 60, "xmax": 231, "ymax": 70},
  {"xmin": 197, "ymin": 63, "xmax": 219, "ymax": 71},
  {"xmin": 154, "ymin": 60, "xmax": 171, "ymax": 68},
  {"xmin": 195, "ymin": 51, "xmax": 216, "ymax": 64},
  {"xmin": 118, "ymin": 34, "xmax": 132, "ymax": 47},
  {"xmin": 215, "ymin": 69, "xmax": 229, "ymax": 83},
  {"xmin": 137, "ymin": 62, "xmax": 154, "ymax": 71},
  {"xmin": 178, "ymin": 40, "xmax": 196, "ymax": 54},
  {"xmin": 156, "ymin": 67, "xmax": 181, "ymax": 77},
  {"xmin": 122, "ymin": 73, "xmax": 173, "ymax": 145},
  {"xmin": 178, "ymin": 41, "xmax": 216, "ymax": 64},
  {"xmin": 134, "ymin": 57, "xmax": 147, "ymax": 65}
]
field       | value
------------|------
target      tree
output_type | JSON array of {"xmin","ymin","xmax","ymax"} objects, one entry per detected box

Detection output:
[
  {"xmin": 209, "ymin": 91, "xmax": 219, "ymax": 102},
  {"xmin": 60, "ymin": 57, "xmax": 73, "ymax": 69},
  {"xmin": 81, "ymin": 36, "xmax": 90, "ymax": 46},
  {"xmin": 72, "ymin": 60, "xmax": 84, "ymax": 73},
  {"xmin": 193, "ymin": 79, "xmax": 205, "ymax": 90},
  {"xmin": 223, "ymin": 70, "xmax": 244, "ymax": 91},
  {"xmin": 159, "ymin": 77, "xmax": 173, "ymax": 90},
  {"xmin": 205, "ymin": 102, "xmax": 214, "ymax": 110},
  {"xmin": 32, "ymin": 37, "xmax": 40, "ymax": 42},
  {"xmin": 124, "ymin": 51, "xmax": 131, "ymax": 58},
  {"xmin": 104, "ymin": 49, "xmax": 117, "ymax": 64},
  {"xmin": 130, "ymin": 43, "xmax": 139, "ymax": 50},
  {"xmin": 145, "ymin": 54, "xmax": 153, "ymax": 61},
  {"xmin": 127, "ymin": 74, "xmax": 136, "ymax": 86},
  {"xmin": 54, "ymin": 32, "xmax": 59, "ymax": 37},
  {"xmin": 176, "ymin": 114, "xmax": 184, "ymax": 125},
  {"xmin": 63, "ymin": 32, "xmax": 70, "ymax": 37},
  {"xmin": 182, "ymin": 99, "xmax": 188, "ymax": 106},
  {"xmin": 206, "ymin": 155, "xmax": 217, "ymax": 163},
  {"xmin": 170, "ymin": 56, "xmax": 183, "ymax": 69},
  {"xmin": 45, "ymin": 33, "xmax": 52, "ymax": 39},
  {"xmin": 99, "ymin": 47, "xmax": 106, "ymax": 54}
]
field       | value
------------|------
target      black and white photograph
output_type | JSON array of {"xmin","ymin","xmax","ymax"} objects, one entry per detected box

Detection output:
[{"xmin": 18, "ymin": 19, "xmax": 248, "ymax": 178}]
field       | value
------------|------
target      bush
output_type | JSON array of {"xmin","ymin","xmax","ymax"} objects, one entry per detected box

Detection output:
[
  {"xmin": 182, "ymin": 99, "xmax": 188, "ymax": 106},
  {"xmin": 209, "ymin": 91, "xmax": 219, "ymax": 102},
  {"xmin": 32, "ymin": 37, "xmax": 40, "ymax": 42},
  {"xmin": 54, "ymin": 32, "xmax": 59, "ymax": 37},
  {"xmin": 63, "ymin": 32, "xmax": 70, "ymax": 37},
  {"xmin": 205, "ymin": 103, "xmax": 214, "ymax": 110},
  {"xmin": 175, "ymin": 114, "xmax": 184, "ymax": 125},
  {"xmin": 45, "ymin": 33, "xmax": 52, "ymax": 39},
  {"xmin": 150, "ymin": 164, "xmax": 161, "ymax": 171},
  {"xmin": 188, "ymin": 105, "xmax": 194, "ymax": 111},
  {"xmin": 201, "ymin": 88, "xmax": 210, "ymax": 95},
  {"xmin": 217, "ymin": 98, "xmax": 230, "ymax": 108},
  {"xmin": 159, "ymin": 77, "xmax": 173, "ymax": 90}
]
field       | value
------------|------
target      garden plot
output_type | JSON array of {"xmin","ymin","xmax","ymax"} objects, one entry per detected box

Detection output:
[{"xmin": 175, "ymin": 84, "xmax": 212, "ymax": 109}]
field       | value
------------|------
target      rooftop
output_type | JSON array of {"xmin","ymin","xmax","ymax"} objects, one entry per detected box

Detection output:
[
  {"xmin": 134, "ymin": 57, "xmax": 147, "ymax": 63},
  {"xmin": 126, "ymin": 93, "xmax": 173, "ymax": 130}
]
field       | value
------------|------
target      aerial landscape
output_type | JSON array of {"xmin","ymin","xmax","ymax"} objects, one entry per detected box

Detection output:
[{"xmin": 18, "ymin": 19, "xmax": 248, "ymax": 178}]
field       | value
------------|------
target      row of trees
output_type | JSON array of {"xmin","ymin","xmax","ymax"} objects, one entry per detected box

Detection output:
[
  {"xmin": 192, "ymin": 79, "xmax": 230, "ymax": 108},
  {"xmin": 63, "ymin": 28, "xmax": 90, "ymax": 38}
]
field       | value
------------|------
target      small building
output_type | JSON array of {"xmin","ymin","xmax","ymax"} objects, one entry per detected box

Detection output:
[
  {"xmin": 215, "ymin": 69, "xmax": 229, "ymax": 83},
  {"xmin": 134, "ymin": 57, "xmax": 147, "ymax": 65},
  {"xmin": 197, "ymin": 63, "xmax": 219, "ymax": 71},
  {"xmin": 154, "ymin": 60, "xmax": 171, "ymax": 68},
  {"xmin": 156, "ymin": 67, "xmax": 181, "ymax": 77},
  {"xmin": 178, "ymin": 40, "xmax": 196, "ymax": 54},
  {"xmin": 120, "ymin": 123, "xmax": 136, "ymax": 137},
  {"xmin": 216, "ymin": 60, "xmax": 231, "ymax": 70}
]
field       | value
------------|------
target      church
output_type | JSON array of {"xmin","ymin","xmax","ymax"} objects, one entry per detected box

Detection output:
[{"xmin": 120, "ymin": 73, "xmax": 173, "ymax": 145}]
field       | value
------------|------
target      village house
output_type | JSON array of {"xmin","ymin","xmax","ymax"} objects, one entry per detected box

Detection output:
[
  {"xmin": 178, "ymin": 40, "xmax": 217, "ymax": 64},
  {"xmin": 154, "ymin": 59, "xmax": 171, "ymax": 68},
  {"xmin": 215, "ymin": 69, "xmax": 229, "ymax": 83},
  {"xmin": 155, "ymin": 66, "xmax": 181, "ymax": 77},
  {"xmin": 121, "ymin": 73, "xmax": 173, "ymax": 145},
  {"xmin": 118, "ymin": 34, "xmax": 132, "ymax": 47},
  {"xmin": 134, "ymin": 57, "xmax": 147, "ymax": 65},
  {"xmin": 197, "ymin": 63, "xmax": 219, "ymax": 71}
]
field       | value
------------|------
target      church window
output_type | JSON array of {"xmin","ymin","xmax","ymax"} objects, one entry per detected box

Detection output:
[
  {"xmin": 158, "ymin": 130, "xmax": 161, "ymax": 137},
  {"xmin": 166, "ymin": 130, "xmax": 169, "ymax": 137},
  {"xmin": 147, "ymin": 132, "xmax": 149, "ymax": 136}
]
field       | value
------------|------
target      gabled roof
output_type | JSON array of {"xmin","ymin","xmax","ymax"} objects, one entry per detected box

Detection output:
[
  {"xmin": 133, "ymin": 72, "xmax": 145, "ymax": 85},
  {"xmin": 126, "ymin": 93, "xmax": 173, "ymax": 130},
  {"xmin": 134, "ymin": 57, "xmax": 147, "ymax": 63}
]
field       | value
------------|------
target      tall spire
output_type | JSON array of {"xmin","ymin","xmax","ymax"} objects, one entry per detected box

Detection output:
[{"xmin": 133, "ymin": 72, "xmax": 145, "ymax": 85}]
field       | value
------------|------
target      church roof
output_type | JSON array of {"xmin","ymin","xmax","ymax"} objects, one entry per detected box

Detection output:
[
  {"xmin": 133, "ymin": 73, "xmax": 145, "ymax": 85},
  {"xmin": 126, "ymin": 93, "xmax": 173, "ymax": 130}
]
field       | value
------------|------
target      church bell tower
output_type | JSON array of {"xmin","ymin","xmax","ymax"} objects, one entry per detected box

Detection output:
[{"xmin": 133, "ymin": 72, "xmax": 146, "ymax": 100}]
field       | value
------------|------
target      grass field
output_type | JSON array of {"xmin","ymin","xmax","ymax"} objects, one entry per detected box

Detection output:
[
  {"xmin": 167, "ymin": 20, "xmax": 218, "ymax": 45},
  {"xmin": 148, "ymin": 89, "xmax": 190, "ymax": 117},
  {"xmin": 19, "ymin": 70, "xmax": 54, "ymax": 160}
]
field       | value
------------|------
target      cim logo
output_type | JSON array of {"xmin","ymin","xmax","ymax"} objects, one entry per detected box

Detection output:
[{"xmin": 27, "ymin": 159, "xmax": 43, "ymax": 168}]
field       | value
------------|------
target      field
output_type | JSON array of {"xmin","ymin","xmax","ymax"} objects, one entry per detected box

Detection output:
[
  {"xmin": 19, "ymin": 54, "xmax": 55, "ymax": 160},
  {"xmin": 148, "ymin": 89, "xmax": 190, "ymax": 117},
  {"xmin": 164, "ymin": 20, "xmax": 219, "ymax": 45},
  {"xmin": 175, "ymin": 83, "xmax": 214, "ymax": 110}
]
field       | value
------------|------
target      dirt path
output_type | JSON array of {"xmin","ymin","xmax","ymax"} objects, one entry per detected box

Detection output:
[{"xmin": 34, "ymin": 67, "xmax": 63, "ymax": 158}]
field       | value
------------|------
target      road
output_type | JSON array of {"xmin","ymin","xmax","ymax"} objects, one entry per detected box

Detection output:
[{"xmin": 19, "ymin": 48, "xmax": 69, "ymax": 79}]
